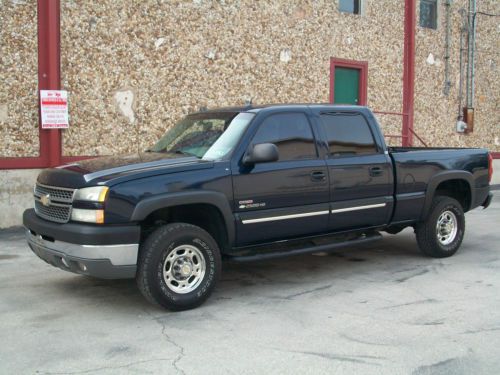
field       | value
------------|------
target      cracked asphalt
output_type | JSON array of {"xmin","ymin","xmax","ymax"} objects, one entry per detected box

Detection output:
[{"xmin": 1, "ymin": 193, "xmax": 499, "ymax": 374}]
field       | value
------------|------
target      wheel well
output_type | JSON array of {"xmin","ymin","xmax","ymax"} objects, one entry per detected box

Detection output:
[
  {"xmin": 434, "ymin": 179, "xmax": 471, "ymax": 212},
  {"xmin": 140, "ymin": 204, "xmax": 229, "ymax": 252}
]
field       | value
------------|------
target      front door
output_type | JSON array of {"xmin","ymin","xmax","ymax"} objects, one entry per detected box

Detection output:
[
  {"xmin": 232, "ymin": 111, "xmax": 330, "ymax": 246},
  {"xmin": 334, "ymin": 67, "xmax": 360, "ymax": 105}
]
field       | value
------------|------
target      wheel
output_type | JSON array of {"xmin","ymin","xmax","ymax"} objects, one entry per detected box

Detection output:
[
  {"xmin": 416, "ymin": 196, "xmax": 465, "ymax": 258},
  {"xmin": 136, "ymin": 223, "xmax": 221, "ymax": 311}
]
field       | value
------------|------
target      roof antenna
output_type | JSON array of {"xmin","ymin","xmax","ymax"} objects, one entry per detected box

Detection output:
[{"xmin": 244, "ymin": 97, "xmax": 253, "ymax": 107}]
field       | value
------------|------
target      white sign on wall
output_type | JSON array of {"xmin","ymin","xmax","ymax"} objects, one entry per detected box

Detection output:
[{"xmin": 40, "ymin": 90, "xmax": 69, "ymax": 129}]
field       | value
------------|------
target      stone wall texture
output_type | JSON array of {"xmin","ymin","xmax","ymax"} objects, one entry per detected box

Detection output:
[
  {"xmin": 0, "ymin": 0, "xmax": 39, "ymax": 157},
  {"xmin": 0, "ymin": 0, "xmax": 498, "ymax": 158}
]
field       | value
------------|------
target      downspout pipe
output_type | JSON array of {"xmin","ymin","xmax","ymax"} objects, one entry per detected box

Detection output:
[
  {"xmin": 466, "ymin": 0, "xmax": 477, "ymax": 109},
  {"xmin": 402, "ymin": 0, "xmax": 416, "ymax": 147},
  {"xmin": 470, "ymin": 1, "xmax": 477, "ymax": 108},
  {"xmin": 443, "ymin": 0, "xmax": 451, "ymax": 96},
  {"xmin": 457, "ymin": 8, "xmax": 467, "ymax": 120}
]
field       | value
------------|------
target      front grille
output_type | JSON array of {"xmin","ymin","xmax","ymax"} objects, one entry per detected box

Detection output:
[
  {"xmin": 35, "ymin": 183, "xmax": 74, "ymax": 203},
  {"xmin": 34, "ymin": 183, "xmax": 75, "ymax": 223}
]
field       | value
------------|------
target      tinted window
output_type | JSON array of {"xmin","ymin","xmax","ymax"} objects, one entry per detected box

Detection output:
[
  {"xmin": 339, "ymin": 0, "xmax": 361, "ymax": 14},
  {"xmin": 420, "ymin": 0, "xmax": 437, "ymax": 29},
  {"xmin": 320, "ymin": 113, "xmax": 377, "ymax": 156},
  {"xmin": 252, "ymin": 113, "xmax": 316, "ymax": 161}
]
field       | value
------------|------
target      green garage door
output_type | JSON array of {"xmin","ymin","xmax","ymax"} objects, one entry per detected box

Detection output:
[{"xmin": 334, "ymin": 67, "xmax": 360, "ymax": 105}]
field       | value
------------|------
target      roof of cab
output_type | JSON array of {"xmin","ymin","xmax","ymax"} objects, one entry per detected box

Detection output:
[{"xmin": 189, "ymin": 103, "xmax": 368, "ymax": 115}]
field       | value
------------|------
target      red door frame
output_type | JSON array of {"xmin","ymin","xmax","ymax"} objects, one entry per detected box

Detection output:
[{"xmin": 329, "ymin": 58, "xmax": 368, "ymax": 106}]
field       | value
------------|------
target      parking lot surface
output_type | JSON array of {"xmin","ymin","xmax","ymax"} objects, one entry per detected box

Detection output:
[{"xmin": 1, "ymin": 194, "xmax": 499, "ymax": 375}]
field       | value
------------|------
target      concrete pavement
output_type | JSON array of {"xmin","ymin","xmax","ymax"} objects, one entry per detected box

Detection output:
[{"xmin": 1, "ymin": 194, "xmax": 499, "ymax": 374}]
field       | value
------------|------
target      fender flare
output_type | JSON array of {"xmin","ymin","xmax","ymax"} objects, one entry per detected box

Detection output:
[
  {"xmin": 131, "ymin": 191, "xmax": 235, "ymax": 247},
  {"xmin": 420, "ymin": 170, "xmax": 474, "ymax": 220}
]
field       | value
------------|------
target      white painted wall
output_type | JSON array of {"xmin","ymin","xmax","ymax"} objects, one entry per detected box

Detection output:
[{"xmin": 0, "ymin": 169, "xmax": 40, "ymax": 228}]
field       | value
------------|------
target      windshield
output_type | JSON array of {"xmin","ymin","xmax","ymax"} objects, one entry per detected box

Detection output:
[{"xmin": 149, "ymin": 112, "xmax": 255, "ymax": 160}]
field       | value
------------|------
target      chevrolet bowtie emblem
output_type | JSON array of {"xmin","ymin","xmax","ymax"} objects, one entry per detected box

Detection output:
[{"xmin": 40, "ymin": 194, "xmax": 51, "ymax": 207}]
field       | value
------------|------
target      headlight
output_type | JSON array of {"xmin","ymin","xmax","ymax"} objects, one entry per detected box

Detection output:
[
  {"xmin": 71, "ymin": 186, "xmax": 108, "ymax": 224},
  {"xmin": 73, "ymin": 186, "xmax": 109, "ymax": 202},
  {"xmin": 71, "ymin": 208, "xmax": 104, "ymax": 224}
]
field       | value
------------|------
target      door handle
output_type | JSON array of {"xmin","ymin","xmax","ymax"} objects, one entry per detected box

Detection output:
[
  {"xmin": 310, "ymin": 171, "xmax": 326, "ymax": 182},
  {"xmin": 369, "ymin": 167, "xmax": 383, "ymax": 177}
]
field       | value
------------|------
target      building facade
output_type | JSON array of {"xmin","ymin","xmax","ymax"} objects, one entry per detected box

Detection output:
[{"xmin": 0, "ymin": 0, "xmax": 498, "ymax": 227}]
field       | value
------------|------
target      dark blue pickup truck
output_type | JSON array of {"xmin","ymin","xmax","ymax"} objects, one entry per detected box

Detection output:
[{"xmin": 23, "ymin": 104, "xmax": 493, "ymax": 310}]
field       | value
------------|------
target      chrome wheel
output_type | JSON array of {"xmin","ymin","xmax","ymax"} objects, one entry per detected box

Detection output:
[
  {"xmin": 436, "ymin": 210, "xmax": 458, "ymax": 246},
  {"xmin": 162, "ymin": 244, "xmax": 206, "ymax": 294}
]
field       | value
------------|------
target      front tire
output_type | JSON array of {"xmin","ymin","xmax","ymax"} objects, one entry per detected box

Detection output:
[
  {"xmin": 416, "ymin": 196, "xmax": 465, "ymax": 258},
  {"xmin": 136, "ymin": 223, "xmax": 221, "ymax": 311}
]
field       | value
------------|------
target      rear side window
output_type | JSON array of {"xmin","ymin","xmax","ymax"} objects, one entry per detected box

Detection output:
[
  {"xmin": 252, "ymin": 113, "xmax": 316, "ymax": 161},
  {"xmin": 319, "ymin": 113, "xmax": 377, "ymax": 156}
]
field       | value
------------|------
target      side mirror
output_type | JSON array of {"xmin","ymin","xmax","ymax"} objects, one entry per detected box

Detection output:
[{"xmin": 243, "ymin": 143, "xmax": 279, "ymax": 165}]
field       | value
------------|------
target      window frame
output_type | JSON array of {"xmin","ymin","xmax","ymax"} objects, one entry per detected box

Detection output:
[
  {"xmin": 319, "ymin": 111, "xmax": 381, "ymax": 158},
  {"xmin": 247, "ymin": 111, "xmax": 319, "ymax": 163},
  {"xmin": 338, "ymin": 0, "xmax": 364, "ymax": 15},
  {"xmin": 419, "ymin": 0, "xmax": 438, "ymax": 30}
]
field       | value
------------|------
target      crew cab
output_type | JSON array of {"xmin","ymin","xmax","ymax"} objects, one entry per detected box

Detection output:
[{"xmin": 23, "ymin": 104, "xmax": 493, "ymax": 310}]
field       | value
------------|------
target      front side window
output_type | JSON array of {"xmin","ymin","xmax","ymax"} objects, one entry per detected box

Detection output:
[
  {"xmin": 320, "ymin": 113, "xmax": 377, "ymax": 156},
  {"xmin": 150, "ymin": 112, "xmax": 254, "ymax": 160},
  {"xmin": 420, "ymin": 0, "xmax": 438, "ymax": 29},
  {"xmin": 251, "ymin": 113, "xmax": 316, "ymax": 161},
  {"xmin": 339, "ymin": 0, "xmax": 361, "ymax": 14}
]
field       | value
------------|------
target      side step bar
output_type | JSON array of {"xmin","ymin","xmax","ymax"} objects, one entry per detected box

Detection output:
[{"xmin": 226, "ymin": 232, "xmax": 383, "ymax": 263}]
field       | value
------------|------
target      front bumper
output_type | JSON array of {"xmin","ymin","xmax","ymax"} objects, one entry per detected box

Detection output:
[{"xmin": 23, "ymin": 209, "xmax": 139, "ymax": 279}]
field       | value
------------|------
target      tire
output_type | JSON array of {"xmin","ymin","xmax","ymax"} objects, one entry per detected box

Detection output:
[
  {"xmin": 136, "ymin": 223, "xmax": 221, "ymax": 311},
  {"xmin": 416, "ymin": 196, "xmax": 465, "ymax": 258}
]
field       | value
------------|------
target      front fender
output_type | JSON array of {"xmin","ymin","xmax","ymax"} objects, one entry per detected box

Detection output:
[{"xmin": 131, "ymin": 191, "xmax": 235, "ymax": 246}]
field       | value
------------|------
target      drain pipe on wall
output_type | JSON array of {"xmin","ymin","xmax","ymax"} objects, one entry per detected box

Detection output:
[
  {"xmin": 463, "ymin": 0, "xmax": 477, "ymax": 132},
  {"xmin": 456, "ymin": 8, "xmax": 468, "ymax": 132},
  {"xmin": 443, "ymin": 0, "xmax": 452, "ymax": 96}
]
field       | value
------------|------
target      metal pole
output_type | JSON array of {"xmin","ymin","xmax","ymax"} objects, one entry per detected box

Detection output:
[
  {"xmin": 402, "ymin": 0, "xmax": 416, "ymax": 147},
  {"xmin": 37, "ymin": 0, "xmax": 62, "ymax": 167}
]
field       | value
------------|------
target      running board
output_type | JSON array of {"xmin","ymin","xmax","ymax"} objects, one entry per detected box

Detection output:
[{"xmin": 226, "ymin": 232, "xmax": 383, "ymax": 263}]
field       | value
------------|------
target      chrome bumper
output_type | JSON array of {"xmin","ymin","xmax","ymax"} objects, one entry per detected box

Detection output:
[{"xmin": 26, "ymin": 229, "xmax": 138, "ymax": 279}]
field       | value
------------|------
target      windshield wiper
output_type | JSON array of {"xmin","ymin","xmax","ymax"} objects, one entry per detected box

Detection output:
[{"xmin": 172, "ymin": 149, "xmax": 199, "ymax": 158}]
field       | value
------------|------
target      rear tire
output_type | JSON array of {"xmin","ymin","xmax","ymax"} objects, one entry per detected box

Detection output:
[
  {"xmin": 136, "ymin": 223, "xmax": 221, "ymax": 311},
  {"xmin": 416, "ymin": 196, "xmax": 465, "ymax": 258}
]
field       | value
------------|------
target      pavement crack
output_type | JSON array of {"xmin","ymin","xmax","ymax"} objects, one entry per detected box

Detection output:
[
  {"xmin": 281, "ymin": 284, "xmax": 333, "ymax": 300},
  {"xmin": 339, "ymin": 333, "xmax": 394, "ymax": 346},
  {"xmin": 285, "ymin": 349, "xmax": 383, "ymax": 366},
  {"xmin": 37, "ymin": 358, "xmax": 172, "ymax": 375},
  {"xmin": 379, "ymin": 298, "xmax": 437, "ymax": 310},
  {"xmin": 394, "ymin": 269, "xmax": 429, "ymax": 283},
  {"xmin": 151, "ymin": 315, "xmax": 186, "ymax": 375}
]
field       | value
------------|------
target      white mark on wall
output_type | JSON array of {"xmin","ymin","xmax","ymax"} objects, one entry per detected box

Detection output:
[
  {"xmin": 0, "ymin": 103, "xmax": 8, "ymax": 122},
  {"xmin": 495, "ymin": 137, "xmax": 499, "ymax": 146},
  {"xmin": 114, "ymin": 90, "xmax": 135, "ymax": 124},
  {"xmin": 280, "ymin": 49, "xmax": 292, "ymax": 63},
  {"xmin": 345, "ymin": 36, "xmax": 353, "ymax": 45},
  {"xmin": 205, "ymin": 48, "xmax": 216, "ymax": 60},
  {"xmin": 426, "ymin": 53, "xmax": 435, "ymax": 65},
  {"xmin": 155, "ymin": 37, "xmax": 165, "ymax": 50}
]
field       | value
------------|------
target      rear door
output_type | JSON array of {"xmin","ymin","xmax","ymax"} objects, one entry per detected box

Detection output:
[
  {"xmin": 232, "ymin": 111, "xmax": 329, "ymax": 246},
  {"xmin": 318, "ymin": 111, "xmax": 394, "ymax": 231}
]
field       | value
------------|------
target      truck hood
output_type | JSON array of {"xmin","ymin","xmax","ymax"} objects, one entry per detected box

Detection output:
[{"xmin": 37, "ymin": 152, "xmax": 214, "ymax": 188}]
